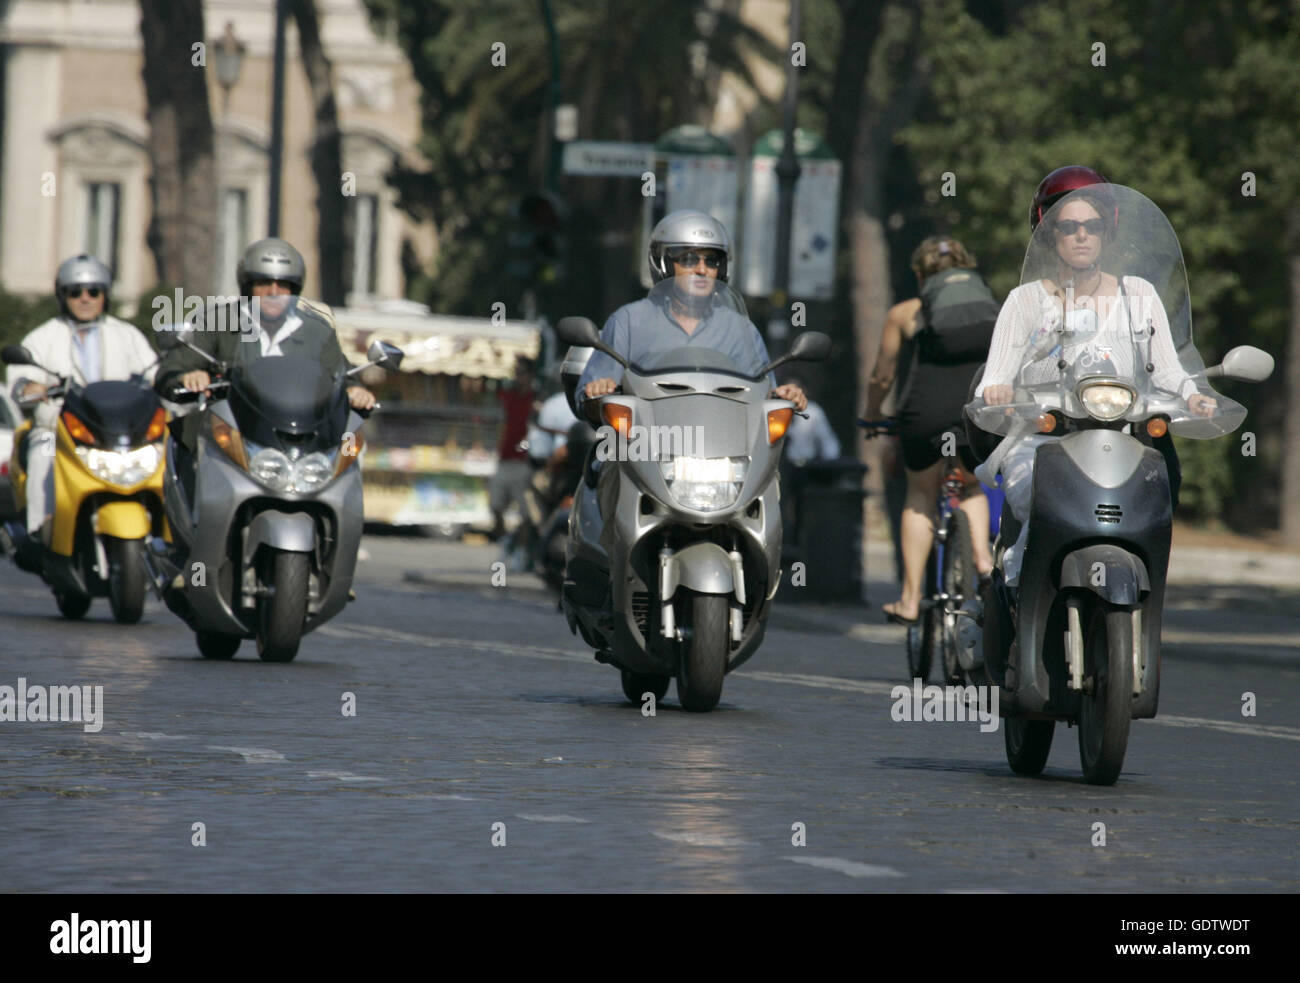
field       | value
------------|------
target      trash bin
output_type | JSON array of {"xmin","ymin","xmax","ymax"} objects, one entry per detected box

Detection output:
[{"xmin": 780, "ymin": 457, "xmax": 869, "ymax": 603}]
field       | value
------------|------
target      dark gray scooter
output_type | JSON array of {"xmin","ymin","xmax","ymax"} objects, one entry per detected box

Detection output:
[
  {"xmin": 965, "ymin": 184, "xmax": 1273, "ymax": 784},
  {"xmin": 556, "ymin": 278, "xmax": 830, "ymax": 711},
  {"xmin": 148, "ymin": 318, "xmax": 402, "ymax": 661}
]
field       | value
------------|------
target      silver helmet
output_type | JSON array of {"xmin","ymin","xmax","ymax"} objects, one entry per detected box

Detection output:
[
  {"xmin": 647, "ymin": 210, "xmax": 731, "ymax": 284},
  {"xmin": 54, "ymin": 254, "xmax": 112, "ymax": 316},
  {"xmin": 236, "ymin": 237, "xmax": 305, "ymax": 295}
]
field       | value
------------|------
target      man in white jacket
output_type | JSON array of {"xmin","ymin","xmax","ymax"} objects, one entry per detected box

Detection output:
[{"xmin": 7, "ymin": 254, "xmax": 157, "ymax": 543}]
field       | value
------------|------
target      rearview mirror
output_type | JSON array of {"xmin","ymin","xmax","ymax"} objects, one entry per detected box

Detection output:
[
  {"xmin": 368, "ymin": 339, "xmax": 405, "ymax": 372},
  {"xmin": 1, "ymin": 345, "xmax": 34, "ymax": 366},
  {"xmin": 556, "ymin": 316, "xmax": 601, "ymax": 348},
  {"xmin": 1213, "ymin": 345, "xmax": 1274, "ymax": 383},
  {"xmin": 757, "ymin": 331, "xmax": 833, "ymax": 377}
]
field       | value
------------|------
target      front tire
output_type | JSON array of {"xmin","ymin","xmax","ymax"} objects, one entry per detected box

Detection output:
[
  {"xmin": 675, "ymin": 591, "xmax": 728, "ymax": 712},
  {"xmin": 255, "ymin": 549, "xmax": 310, "ymax": 663},
  {"xmin": 1078, "ymin": 600, "xmax": 1134, "ymax": 785},
  {"xmin": 106, "ymin": 536, "xmax": 146, "ymax": 624}
]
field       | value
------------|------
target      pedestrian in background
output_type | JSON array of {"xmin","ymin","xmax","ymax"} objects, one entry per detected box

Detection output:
[{"xmin": 488, "ymin": 356, "xmax": 536, "ymax": 548}]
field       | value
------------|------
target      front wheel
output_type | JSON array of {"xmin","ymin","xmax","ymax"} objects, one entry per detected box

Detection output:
[
  {"xmin": 1077, "ymin": 600, "xmax": 1134, "ymax": 785},
  {"xmin": 256, "ymin": 549, "xmax": 310, "ymax": 663},
  {"xmin": 675, "ymin": 591, "xmax": 728, "ymax": 712},
  {"xmin": 941, "ymin": 509, "xmax": 977, "ymax": 683},
  {"xmin": 106, "ymin": 536, "xmax": 147, "ymax": 624}
]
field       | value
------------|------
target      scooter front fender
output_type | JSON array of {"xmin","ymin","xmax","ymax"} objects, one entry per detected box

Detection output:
[
  {"xmin": 95, "ymin": 501, "xmax": 152, "ymax": 540},
  {"xmin": 1058, "ymin": 544, "xmax": 1150, "ymax": 606},
  {"xmin": 243, "ymin": 510, "xmax": 316, "ymax": 563},
  {"xmin": 662, "ymin": 541, "xmax": 735, "ymax": 598}
]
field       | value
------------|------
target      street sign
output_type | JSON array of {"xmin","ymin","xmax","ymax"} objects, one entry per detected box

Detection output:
[
  {"xmin": 741, "ymin": 129, "xmax": 841, "ymax": 301},
  {"xmin": 561, "ymin": 141, "xmax": 654, "ymax": 178}
]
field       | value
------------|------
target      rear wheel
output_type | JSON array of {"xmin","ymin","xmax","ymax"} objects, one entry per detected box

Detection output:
[
  {"xmin": 196, "ymin": 631, "xmax": 241, "ymax": 660},
  {"xmin": 1005, "ymin": 715, "xmax": 1055, "ymax": 776},
  {"xmin": 1078, "ymin": 600, "xmax": 1134, "ymax": 785},
  {"xmin": 106, "ymin": 536, "xmax": 146, "ymax": 624},
  {"xmin": 256, "ymin": 549, "xmax": 310, "ymax": 663},
  {"xmin": 620, "ymin": 670, "xmax": 671, "ymax": 704},
  {"xmin": 675, "ymin": 591, "xmax": 728, "ymax": 712},
  {"xmin": 941, "ymin": 509, "xmax": 977, "ymax": 683},
  {"xmin": 54, "ymin": 588, "xmax": 91, "ymax": 620}
]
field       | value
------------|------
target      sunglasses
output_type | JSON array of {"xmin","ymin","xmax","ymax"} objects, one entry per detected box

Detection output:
[
  {"xmin": 65, "ymin": 286, "xmax": 103, "ymax": 299},
  {"xmin": 250, "ymin": 278, "xmax": 296, "ymax": 290},
  {"xmin": 1054, "ymin": 219, "xmax": 1106, "ymax": 237},
  {"xmin": 669, "ymin": 250, "xmax": 723, "ymax": 270}
]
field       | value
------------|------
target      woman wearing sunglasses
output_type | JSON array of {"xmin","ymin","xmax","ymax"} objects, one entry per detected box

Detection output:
[{"xmin": 972, "ymin": 169, "xmax": 1214, "ymax": 587}]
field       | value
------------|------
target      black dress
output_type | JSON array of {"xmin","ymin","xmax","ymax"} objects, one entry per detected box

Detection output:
[{"xmin": 894, "ymin": 329, "xmax": 985, "ymax": 473}]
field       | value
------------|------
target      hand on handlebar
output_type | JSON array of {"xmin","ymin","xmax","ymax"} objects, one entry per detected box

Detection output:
[
  {"xmin": 771, "ymin": 383, "xmax": 807, "ymax": 413},
  {"xmin": 983, "ymin": 384, "xmax": 1013, "ymax": 405},
  {"xmin": 180, "ymin": 370, "xmax": 212, "ymax": 395},
  {"xmin": 1187, "ymin": 393, "xmax": 1217, "ymax": 418}
]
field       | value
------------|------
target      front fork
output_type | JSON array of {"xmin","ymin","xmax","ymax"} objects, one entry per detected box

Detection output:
[
  {"xmin": 1062, "ymin": 594, "xmax": 1144, "ymax": 696},
  {"xmin": 657, "ymin": 545, "xmax": 747, "ymax": 644}
]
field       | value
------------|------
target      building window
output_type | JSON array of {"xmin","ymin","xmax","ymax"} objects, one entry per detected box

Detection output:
[
  {"xmin": 346, "ymin": 193, "xmax": 379, "ymax": 297},
  {"xmin": 82, "ymin": 182, "xmax": 120, "ymax": 273},
  {"xmin": 216, "ymin": 188, "xmax": 248, "ymax": 293}
]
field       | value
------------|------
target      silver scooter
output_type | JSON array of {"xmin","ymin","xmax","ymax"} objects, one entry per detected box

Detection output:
[
  {"xmin": 147, "ymin": 317, "xmax": 402, "ymax": 661},
  {"xmin": 557, "ymin": 278, "xmax": 830, "ymax": 711}
]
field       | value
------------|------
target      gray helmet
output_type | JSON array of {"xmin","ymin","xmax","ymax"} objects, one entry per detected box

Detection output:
[
  {"xmin": 55, "ymin": 254, "xmax": 112, "ymax": 316},
  {"xmin": 648, "ymin": 210, "xmax": 731, "ymax": 284},
  {"xmin": 236, "ymin": 237, "xmax": 305, "ymax": 295}
]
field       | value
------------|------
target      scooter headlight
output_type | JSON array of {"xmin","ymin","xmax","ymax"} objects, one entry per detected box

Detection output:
[
  {"xmin": 659, "ymin": 456, "xmax": 747, "ymax": 512},
  {"xmin": 248, "ymin": 447, "xmax": 294, "ymax": 491},
  {"xmin": 1078, "ymin": 381, "xmax": 1135, "ymax": 422},
  {"xmin": 75, "ymin": 443, "xmax": 162, "ymax": 487},
  {"xmin": 292, "ymin": 452, "xmax": 334, "ymax": 492}
]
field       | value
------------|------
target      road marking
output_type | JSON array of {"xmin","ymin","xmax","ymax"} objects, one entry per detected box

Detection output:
[
  {"xmin": 207, "ymin": 745, "xmax": 288, "ymax": 763},
  {"xmin": 306, "ymin": 770, "xmax": 385, "ymax": 782},
  {"xmin": 1160, "ymin": 629, "xmax": 1300, "ymax": 648},
  {"xmin": 652, "ymin": 831, "xmax": 757, "ymax": 848},
  {"xmin": 328, "ymin": 621, "xmax": 1300, "ymax": 742},
  {"xmin": 1147, "ymin": 715, "xmax": 1300, "ymax": 742},
  {"xmin": 785, "ymin": 855, "xmax": 905, "ymax": 878},
  {"xmin": 117, "ymin": 731, "xmax": 189, "ymax": 740},
  {"xmin": 516, "ymin": 813, "xmax": 591, "ymax": 823}
]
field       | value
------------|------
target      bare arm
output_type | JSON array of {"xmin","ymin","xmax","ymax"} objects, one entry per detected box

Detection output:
[{"xmin": 864, "ymin": 299, "xmax": 917, "ymax": 419}]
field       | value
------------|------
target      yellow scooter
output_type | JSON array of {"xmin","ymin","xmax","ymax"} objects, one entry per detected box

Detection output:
[{"xmin": 0, "ymin": 345, "xmax": 168, "ymax": 622}]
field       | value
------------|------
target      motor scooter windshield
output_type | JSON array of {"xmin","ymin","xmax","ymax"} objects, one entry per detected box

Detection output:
[
  {"xmin": 630, "ymin": 277, "xmax": 758, "ymax": 379},
  {"xmin": 229, "ymin": 352, "xmax": 345, "ymax": 444},
  {"xmin": 966, "ymin": 183, "xmax": 1246, "ymax": 440}
]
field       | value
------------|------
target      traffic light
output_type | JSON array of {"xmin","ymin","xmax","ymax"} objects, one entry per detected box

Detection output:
[{"xmin": 507, "ymin": 191, "xmax": 566, "ymax": 288}]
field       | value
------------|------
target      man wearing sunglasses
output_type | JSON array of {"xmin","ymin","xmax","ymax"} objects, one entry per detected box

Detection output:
[
  {"xmin": 6, "ymin": 253, "xmax": 159, "ymax": 544},
  {"xmin": 578, "ymin": 210, "xmax": 805, "ymax": 414}
]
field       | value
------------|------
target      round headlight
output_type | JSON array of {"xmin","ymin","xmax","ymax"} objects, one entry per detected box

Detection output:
[
  {"xmin": 292, "ymin": 452, "xmax": 334, "ymax": 492},
  {"xmin": 249, "ymin": 447, "xmax": 293, "ymax": 491},
  {"xmin": 1078, "ymin": 382, "xmax": 1134, "ymax": 422}
]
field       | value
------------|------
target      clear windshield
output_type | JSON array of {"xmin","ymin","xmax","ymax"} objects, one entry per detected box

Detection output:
[
  {"xmin": 637, "ymin": 276, "xmax": 757, "ymax": 377},
  {"xmin": 966, "ymin": 184, "xmax": 1245, "ymax": 440}
]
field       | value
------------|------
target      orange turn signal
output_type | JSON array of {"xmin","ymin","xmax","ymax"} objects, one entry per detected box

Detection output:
[
  {"xmin": 768, "ymin": 407, "xmax": 794, "ymax": 444},
  {"xmin": 62, "ymin": 410, "xmax": 95, "ymax": 445},
  {"xmin": 602, "ymin": 403, "xmax": 633, "ymax": 437},
  {"xmin": 1146, "ymin": 418, "xmax": 1168, "ymax": 438},
  {"xmin": 1036, "ymin": 413, "xmax": 1057, "ymax": 434},
  {"xmin": 210, "ymin": 415, "xmax": 247, "ymax": 470},
  {"xmin": 144, "ymin": 407, "xmax": 167, "ymax": 443},
  {"xmin": 335, "ymin": 429, "xmax": 366, "ymax": 477}
]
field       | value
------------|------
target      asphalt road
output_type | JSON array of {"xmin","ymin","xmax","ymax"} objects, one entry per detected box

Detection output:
[{"xmin": 2, "ymin": 536, "xmax": 1297, "ymax": 892}]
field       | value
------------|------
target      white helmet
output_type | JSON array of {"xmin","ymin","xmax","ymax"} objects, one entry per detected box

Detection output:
[
  {"xmin": 647, "ymin": 210, "xmax": 731, "ymax": 284},
  {"xmin": 55, "ymin": 254, "xmax": 112, "ymax": 316}
]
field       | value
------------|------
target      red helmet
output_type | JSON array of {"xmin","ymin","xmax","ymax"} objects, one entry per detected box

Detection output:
[{"xmin": 1029, "ymin": 165, "xmax": 1115, "ymax": 232}]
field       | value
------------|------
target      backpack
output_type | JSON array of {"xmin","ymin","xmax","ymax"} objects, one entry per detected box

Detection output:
[{"xmin": 916, "ymin": 267, "xmax": 999, "ymax": 364}]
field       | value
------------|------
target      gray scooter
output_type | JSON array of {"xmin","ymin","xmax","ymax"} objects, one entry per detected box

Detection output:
[
  {"xmin": 148, "ymin": 317, "xmax": 402, "ymax": 661},
  {"xmin": 557, "ymin": 278, "xmax": 830, "ymax": 711}
]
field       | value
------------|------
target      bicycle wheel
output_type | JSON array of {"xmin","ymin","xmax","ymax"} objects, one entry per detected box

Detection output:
[
  {"xmin": 906, "ymin": 548, "xmax": 940, "ymax": 682},
  {"xmin": 941, "ymin": 508, "xmax": 978, "ymax": 683}
]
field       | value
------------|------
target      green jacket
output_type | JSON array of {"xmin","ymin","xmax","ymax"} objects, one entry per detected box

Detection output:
[{"xmin": 155, "ymin": 297, "xmax": 351, "ymax": 398}]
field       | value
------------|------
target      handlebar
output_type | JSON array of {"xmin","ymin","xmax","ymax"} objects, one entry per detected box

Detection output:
[{"xmin": 857, "ymin": 418, "xmax": 898, "ymax": 438}]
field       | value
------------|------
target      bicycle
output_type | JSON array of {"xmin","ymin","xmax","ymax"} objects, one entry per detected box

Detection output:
[{"xmin": 859, "ymin": 418, "xmax": 985, "ymax": 685}]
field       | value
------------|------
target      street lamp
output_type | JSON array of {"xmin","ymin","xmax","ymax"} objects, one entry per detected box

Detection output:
[{"xmin": 212, "ymin": 22, "xmax": 245, "ymax": 293}]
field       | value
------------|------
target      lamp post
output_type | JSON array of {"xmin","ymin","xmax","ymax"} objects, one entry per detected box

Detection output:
[{"xmin": 213, "ymin": 21, "xmax": 246, "ymax": 293}]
